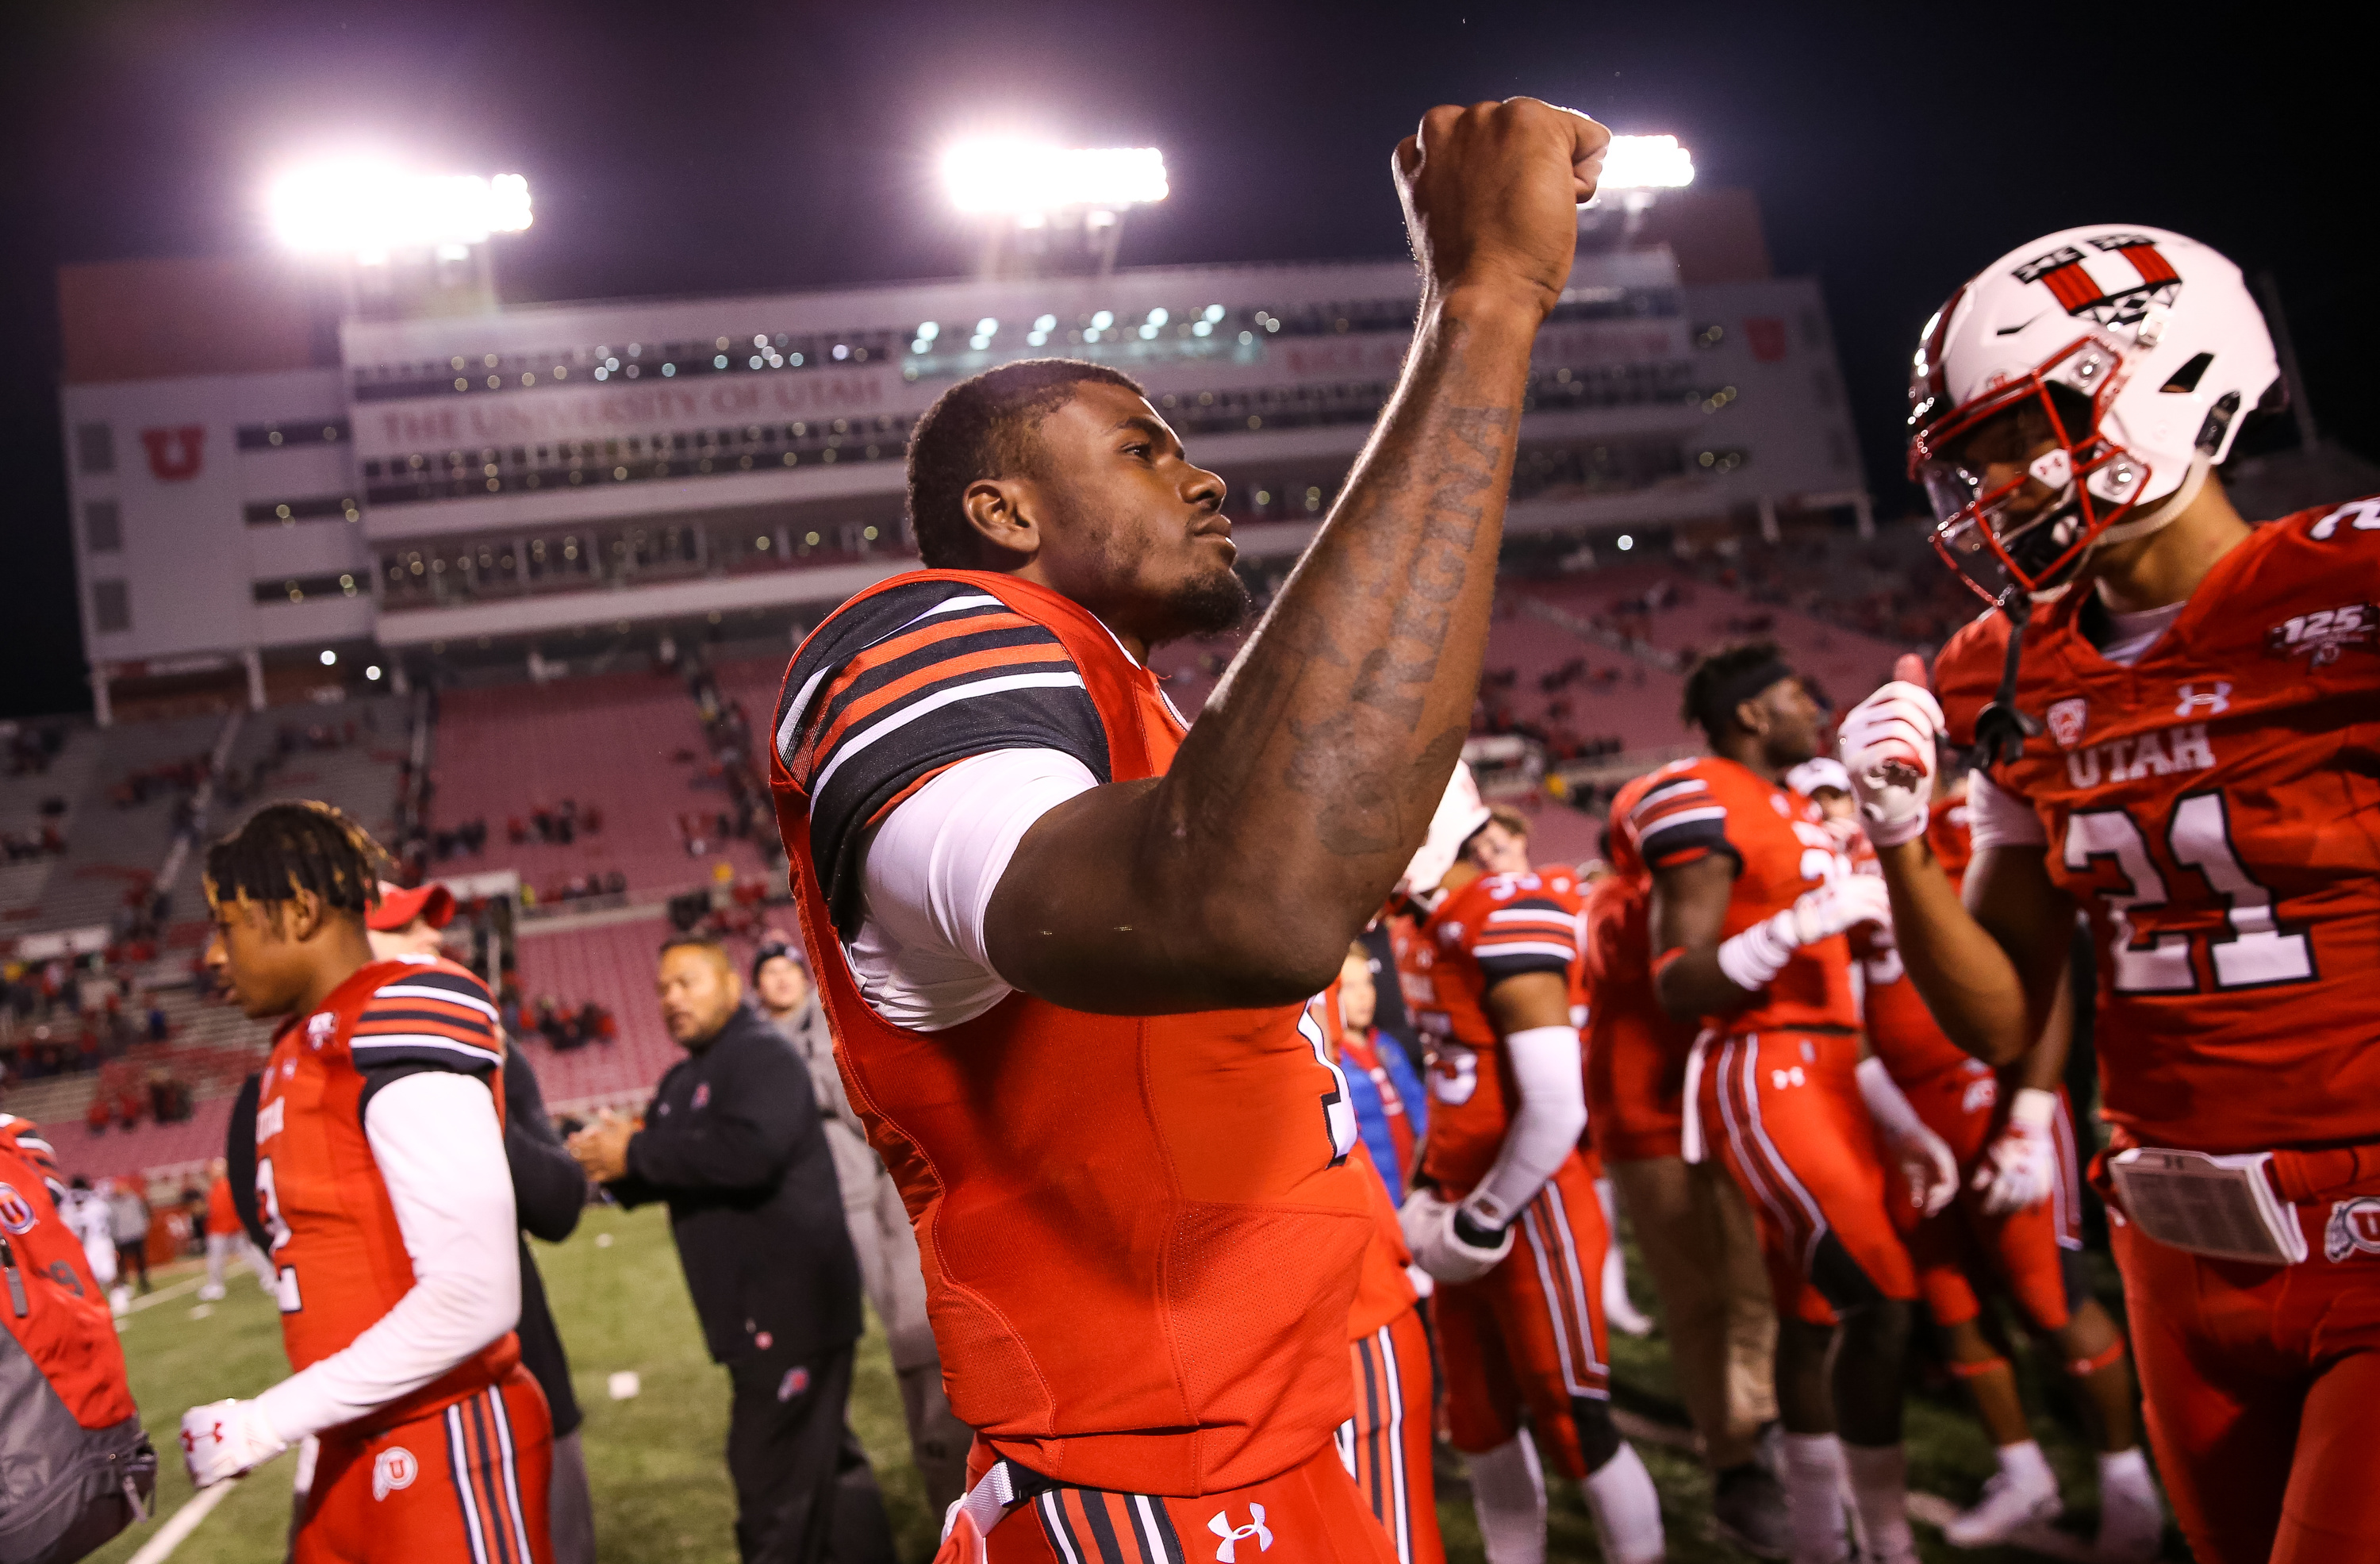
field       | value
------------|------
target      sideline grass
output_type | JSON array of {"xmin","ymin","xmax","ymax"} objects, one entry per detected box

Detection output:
[{"xmin": 89, "ymin": 1206, "xmax": 2177, "ymax": 1562}]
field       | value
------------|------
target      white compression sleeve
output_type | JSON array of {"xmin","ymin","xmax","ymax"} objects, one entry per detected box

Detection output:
[
  {"xmin": 253, "ymin": 1071, "xmax": 520, "ymax": 1443},
  {"xmin": 1462, "ymin": 1025, "xmax": 1587, "ymax": 1228},
  {"xmin": 847, "ymin": 747, "xmax": 1099, "ymax": 1032}
]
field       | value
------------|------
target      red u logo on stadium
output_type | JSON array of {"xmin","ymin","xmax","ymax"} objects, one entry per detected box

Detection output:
[{"xmin": 141, "ymin": 425, "xmax": 205, "ymax": 482}]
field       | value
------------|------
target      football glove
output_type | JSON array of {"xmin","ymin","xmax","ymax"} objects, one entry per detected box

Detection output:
[
  {"xmin": 1837, "ymin": 675, "xmax": 1948, "ymax": 848},
  {"xmin": 1975, "ymin": 1088, "xmax": 2060, "ymax": 1216},
  {"xmin": 1716, "ymin": 874, "xmax": 1893, "ymax": 991},
  {"xmin": 1399, "ymin": 1188, "xmax": 1513, "ymax": 1285},
  {"xmin": 1856, "ymin": 1057, "xmax": 1960, "ymax": 1218},
  {"xmin": 180, "ymin": 1397, "xmax": 287, "ymax": 1489}
]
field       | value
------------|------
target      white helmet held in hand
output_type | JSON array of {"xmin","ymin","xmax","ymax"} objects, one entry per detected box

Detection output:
[{"xmin": 1906, "ymin": 224, "xmax": 2282, "ymax": 601}]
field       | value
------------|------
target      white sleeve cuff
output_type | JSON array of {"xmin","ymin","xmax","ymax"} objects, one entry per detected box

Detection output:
[
  {"xmin": 254, "ymin": 1071, "xmax": 519, "ymax": 1443},
  {"xmin": 1965, "ymin": 769, "xmax": 2048, "ymax": 851},
  {"xmin": 846, "ymin": 747, "xmax": 1099, "ymax": 1032}
]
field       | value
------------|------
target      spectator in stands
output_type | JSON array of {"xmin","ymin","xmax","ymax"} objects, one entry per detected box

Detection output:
[
  {"xmin": 367, "ymin": 874, "xmax": 601, "ymax": 1564},
  {"xmin": 107, "ymin": 1175, "xmax": 152, "ymax": 1301},
  {"xmin": 568, "ymin": 937, "xmax": 890, "ymax": 1564},
  {"xmin": 751, "ymin": 937, "xmax": 968, "ymax": 1514},
  {"xmin": 198, "ymin": 1156, "xmax": 275, "ymax": 1301}
]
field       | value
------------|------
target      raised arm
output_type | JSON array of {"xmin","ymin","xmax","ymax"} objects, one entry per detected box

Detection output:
[
  {"xmin": 985, "ymin": 101, "xmax": 1610, "ymax": 1013},
  {"xmin": 1838, "ymin": 678, "xmax": 2071, "ymax": 1066}
]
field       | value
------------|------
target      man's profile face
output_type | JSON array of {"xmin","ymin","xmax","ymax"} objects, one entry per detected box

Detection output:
[
  {"xmin": 656, "ymin": 946, "xmax": 741, "ymax": 1047},
  {"xmin": 205, "ymin": 896, "xmax": 313, "ymax": 1020},
  {"xmin": 753, "ymin": 954, "xmax": 809, "ymax": 1015},
  {"xmin": 1016, "ymin": 382, "xmax": 1249, "ymax": 645},
  {"xmin": 1809, "ymin": 786, "xmax": 1856, "ymax": 823},
  {"xmin": 1752, "ymin": 677, "xmax": 1825, "ymax": 769},
  {"xmin": 367, "ymin": 920, "xmax": 446, "ymax": 963}
]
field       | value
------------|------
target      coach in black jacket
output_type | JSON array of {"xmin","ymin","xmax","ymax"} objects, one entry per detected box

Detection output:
[{"xmin": 568, "ymin": 935, "xmax": 889, "ymax": 1564}]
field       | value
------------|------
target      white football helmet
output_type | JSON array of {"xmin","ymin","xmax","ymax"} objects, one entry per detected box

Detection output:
[
  {"xmin": 1907, "ymin": 224, "xmax": 2282, "ymax": 601},
  {"xmin": 1396, "ymin": 759, "xmax": 1490, "ymax": 905}
]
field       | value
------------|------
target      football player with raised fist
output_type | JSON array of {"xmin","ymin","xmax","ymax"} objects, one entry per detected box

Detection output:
[
  {"xmin": 773, "ymin": 102, "xmax": 1609, "ymax": 1562},
  {"xmin": 1392, "ymin": 768, "xmax": 1664, "ymax": 1564},
  {"xmin": 182, "ymin": 803, "xmax": 548, "ymax": 1564},
  {"xmin": 1640, "ymin": 644, "xmax": 1942, "ymax": 1564},
  {"xmin": 1844, "ymin": 223, "xmax": 2380, "ymax": 1564}
]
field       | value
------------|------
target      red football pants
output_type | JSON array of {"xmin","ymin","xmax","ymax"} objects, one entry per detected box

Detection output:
[
  {"xmin": 1695, "ymin": 1030, "xmax": 1917, "ymax": 1326},
  {"xmin": 1339, "ymin": 1303, "xmax": 1442, "ymax": 1564},
  {"xmin": 979, "ymin": 1439, "xmax": 1396, "ymax": 1564},
  {"xmin": 297, "ymin": 1366, "xmax": 553, "ymax": 1564},
  {"xmin": 1898, "ymin": 1067, "xmax": 2083, "ymax": 1331},
  {"xmin": 2115, "ymin": 1207, "xmax": 2380, "ymax": 1564},
  {"xmin": 1433, "ymin": 1153, "xmax": 1612, "ymax": 1478}
]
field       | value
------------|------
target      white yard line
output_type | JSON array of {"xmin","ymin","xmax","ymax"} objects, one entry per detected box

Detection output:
[
  {"xmin": 124, "ymin": 1477, "xmax": 240, "ymax": 1564},
  {"xmin": 114, "ymin": 1275, "xmax": 205, "ymax": 1320}
]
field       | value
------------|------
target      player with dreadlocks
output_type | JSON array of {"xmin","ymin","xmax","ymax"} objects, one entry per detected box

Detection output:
[{"xmin": 180, "ymin": 801, "xmax": 551, "ymax": 1564}]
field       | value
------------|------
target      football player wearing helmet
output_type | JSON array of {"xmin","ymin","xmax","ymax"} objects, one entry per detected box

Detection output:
[{"xmin": 1844, "ymin": 224, "xmax": 2380, "ymax": 1564}]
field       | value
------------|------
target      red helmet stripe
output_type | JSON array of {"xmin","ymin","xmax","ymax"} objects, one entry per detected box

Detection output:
[
  {"xmin": 2039, "ymin": 263, "xmax": 2100, "ymax": 313},
  {"xmin": 2121, "ymin": 243, "xmax": 2179, "ymax": 288}
]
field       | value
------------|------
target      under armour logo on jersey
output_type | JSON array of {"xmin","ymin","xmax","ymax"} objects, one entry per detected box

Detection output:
[
  {"xmin": 2174, "ymin": 682, "xmax": 2231, "ymax": 717},
  {"xmin": 305, "ymin": 1013, "xmax": 336, "ymax": 1048},
  {"xmin": 1208, "ymin": 1504, "xmax": 1273, "ymax": 1561},
  {"xmin": 371, "ymin": 1447, "xmax": 417, "ymax": 1501},
  {"xmin": 2325, "ymin": 1197, "xmax": 2380, "ymax": 1263},
  {"xmin": 1961, "ymin": 1077, "xmax": 1998, "ymax": 1116},
  {"xmin": 1770, "ymin": 1066, "xmax": 1807, "ymax": 1090}
]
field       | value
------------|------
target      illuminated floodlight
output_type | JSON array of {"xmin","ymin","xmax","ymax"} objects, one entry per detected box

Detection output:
[
  {"xmin": 1599, "ymin": 136, "xmax": 1695, "ymax": 191},
  {"xmin": 268, "ymin": 162, "xmax": 534, "ymax": 258},
  {"xmin": 942, "ymin": 142, "xmax": 1169, "ymax": 217}
]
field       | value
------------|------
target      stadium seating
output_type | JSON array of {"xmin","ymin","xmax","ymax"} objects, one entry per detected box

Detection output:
[
  {"xmin": 221, "ymin": 697, "xmax": 410, "ymax": 845},
  {"xmin": 1, "ymin": 721, "xmax": 95, "ymax": 927},
  {"xmin": 19, "ymin": 712, "xmax": 228, "ymax": 932},
  {"xmin": 431, "ymin": 671, "xmax": 774, "ymax": 904},
  {"xmin": 27, "ymin": 981, "xmax": 274, "ymax": 1184}
]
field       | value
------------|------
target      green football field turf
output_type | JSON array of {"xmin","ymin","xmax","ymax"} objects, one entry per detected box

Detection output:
[{"xmin": 86, "ymin": 1204, "xmax": 2179, "ymax": 1562}]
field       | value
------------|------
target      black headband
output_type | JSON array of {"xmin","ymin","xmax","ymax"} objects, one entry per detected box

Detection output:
[{"xmin": 1697, "ymin": 658, "xmax": 1796, "ymax": 732}]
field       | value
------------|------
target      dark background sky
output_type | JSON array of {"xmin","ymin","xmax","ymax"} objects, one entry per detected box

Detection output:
[{"xmin": 2, "ymin": 0, "xmax": 2363, "ymax": 720}]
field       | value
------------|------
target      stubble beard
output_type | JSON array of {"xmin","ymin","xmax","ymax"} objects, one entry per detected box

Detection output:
[{"xmin": 1163, "ymin": 561, "xmax": 1253, "ymax": 641}]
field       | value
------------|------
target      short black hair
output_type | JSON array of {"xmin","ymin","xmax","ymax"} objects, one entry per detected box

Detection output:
[
  {"xmin": 203, "ymin": 801, "xmax": 383, "ymax": 925},
  {"xmin": 1680, "ymin": 640, "xmax": 1792, "ymax": 744},
  {"xmin": 904, "ymin": 358, "xmax": 1146, "ymax": 569},
  {"xmin": 657, "ymin": 935, "xmax": 732, "ymax": 970}
]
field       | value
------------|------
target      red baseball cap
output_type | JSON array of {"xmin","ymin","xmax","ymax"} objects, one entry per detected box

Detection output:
[{"xmin": 368, "ymin": 880, "xmax": 455, "ymax": 932}]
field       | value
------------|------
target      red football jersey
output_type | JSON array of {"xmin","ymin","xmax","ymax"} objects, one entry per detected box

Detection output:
[
  {"xmin": 0, "ymin": 1115, "xmax": 136, "ymax": 1428},
  {"xmin": 1396, "ymin": 870, "xmax": 1585, "ymax": 1197},
  {"xmin": 255, "ymin": 956, "xmax": 517, "ymax": 1428},
  {"xmin": 1936, "ymin": 500, "xmax": 2380, "ymax": 1154},
  {"xmin": 1618, "ymin": 756, "xmax": 1859, "ymax": 1036},
  {"xmin": 1861, "ymin": 797, "xmax": 1981, "ymax": 1086},
  {"xmin": 1345, "ymin": 1142, "xmax": 1419, "ymax": 1340},
  {"xmin": 772, "ymin": 571, "xmax": 1370, "ymax": 1497}
]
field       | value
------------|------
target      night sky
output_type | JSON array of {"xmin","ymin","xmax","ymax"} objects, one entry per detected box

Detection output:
[{"xmin": 3, "ymin": 0, "xmax": 2364, "ymax": 719}]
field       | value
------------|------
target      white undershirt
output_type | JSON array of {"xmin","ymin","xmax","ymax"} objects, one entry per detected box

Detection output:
[
  {"xmin": 2093, "ymin": 598, "xmax": 2186, "ymax": 667},
  {"xmin": 253, "ymin": 1070, "xmax": 520, "ymax": 1443},
  {"xmin": 846, "ymin": 747, "xmax": 1098, "ymax": 1030}
]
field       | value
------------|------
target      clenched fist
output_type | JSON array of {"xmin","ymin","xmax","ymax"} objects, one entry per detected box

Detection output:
[{"xmin": 1394, "ymin": 98, "xmax": 1610, "ymax": 320}]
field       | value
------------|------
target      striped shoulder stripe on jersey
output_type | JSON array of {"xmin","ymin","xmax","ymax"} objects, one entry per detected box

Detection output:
[
  {"xmin": 776, "ymin": 578, "xmax": 1111, "ymax": 939},
  {"xmin": 1473, "ymin": 894, "xmax": 1582, "ymax": 978},
  {"xmin": 355, "ymin": 972, "xmax": 505, "ymax": 1070},
  {"xmin": 1629, "ymin": 776, "xmax": 1734, "ymax": 868}
]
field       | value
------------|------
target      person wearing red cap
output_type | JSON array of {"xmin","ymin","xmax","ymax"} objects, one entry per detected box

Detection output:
[{"xmin": 364, "ymin": 881, "xmax": 457, "ymax": 959}]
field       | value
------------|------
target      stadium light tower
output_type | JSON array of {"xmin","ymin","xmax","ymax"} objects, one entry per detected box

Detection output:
[
  {"xmin": 266, "ymin": 159, "xmax": 535, "ymax": 317},
  {"xmin": 1579, "ymin": 134, "xmax": 1697, "ymax": 251},
  {"xmin": 941, "ymin": 140, "xmax": 1169, "ymax": 278}
]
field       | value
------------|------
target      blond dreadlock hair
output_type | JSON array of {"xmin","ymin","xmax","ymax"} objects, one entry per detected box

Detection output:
[{"xmin": 203, "ymin": 801, "xmax": 386, "ymax": 928}]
